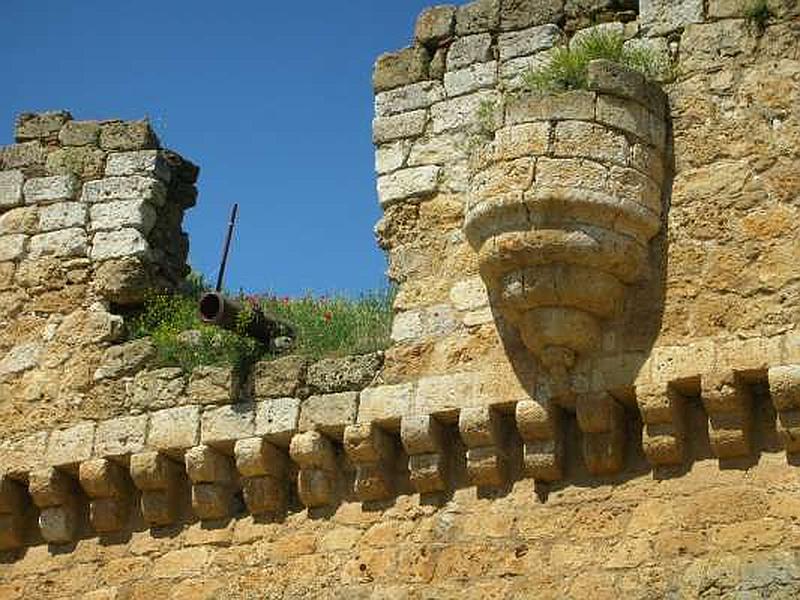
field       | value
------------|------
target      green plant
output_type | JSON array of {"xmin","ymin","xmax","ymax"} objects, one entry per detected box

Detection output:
[
  {"xmin": 179, "ymin": 269, "xmax": 210, "ymax": 299},
  {"xmin": 624, "ymin": 43, "xmax": 670, "ymax": 82},
  {"xmin": 259, "ymin": 288, "xmax": 395, "ymax": 360},
  {"xmin": 522, "ymin": 29, "xmax": 666, "ymax": 93},
  {"xmin": 476, "ymin": 99, "xmax": 499, "ymax": 136},
  {"xmin": 744, "ymin": 0, "xmax": 772, "ymax": 31},
  {"xmin": 128, "ymin": 291, "xmax": 264, "ymax": 373},
  {"xmin": 128, "ymin": 286, "xmax": 396, "ymax": 371},
  {"xmin": 464, "ymin": 99, "xmax": 501, "ymax": 156}
]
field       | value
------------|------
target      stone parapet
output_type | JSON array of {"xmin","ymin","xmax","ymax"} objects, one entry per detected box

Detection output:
[
  {"xmin": 0, "ymin": 331, "xmax": 796, "ymax": 549},
  {"xmin": 0, "ymin": 113, "xmax": 196, "ymax": 306}
]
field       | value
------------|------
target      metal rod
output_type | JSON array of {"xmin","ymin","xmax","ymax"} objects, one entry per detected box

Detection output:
[{"xmin": 215, "ymin": 203, "xmax": 239, "ymax": 292}]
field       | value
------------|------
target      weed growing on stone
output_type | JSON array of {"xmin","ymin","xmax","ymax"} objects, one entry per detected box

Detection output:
[
  {"xmin": 128, "ymin": 285, "xmax": 395, "ymax": 371},
  {"xmin": 744, "ymin": 0, "xmax": 772, "ymax": 32},
  {"xmin": 464, "ymin": 99, "xmax": 501, "ymax": 154},
  {"xmin": 476, "ymin": 99, "xmax": 499, "ymax": 136},
  {"xmin": 128, "ymin": 291, "xmax": 263, "ymax": 373},
  {"xmin": 259, "ymin": 288, "xmax": 395, "ymax": 360},
  {"xmin": 522, "ymin": 30, "xmax": 665, "ymax": 93}
]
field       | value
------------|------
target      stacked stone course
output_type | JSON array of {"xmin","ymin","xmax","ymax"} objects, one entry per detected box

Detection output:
[
  {"xmin": 0, "ymin": 111, "xmax": 196, "ymax": 305},
  {"xmin": 0, "ymin": 338, "xmax": 799, "ymax": 552}
]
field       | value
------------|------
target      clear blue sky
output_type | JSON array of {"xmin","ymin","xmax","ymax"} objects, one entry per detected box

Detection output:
[{"xmin": 1, "ymin": 0, "xmax": 440, "ymax": 297}]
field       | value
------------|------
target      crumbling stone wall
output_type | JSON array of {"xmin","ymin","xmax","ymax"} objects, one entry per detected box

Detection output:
[
  {"xmin": 1, "ymin": 1, "xmax": 800, "ymax": 598},
  {"xmin": 0, "ymin": 112, "xmax": 198, "ymax": 441}
]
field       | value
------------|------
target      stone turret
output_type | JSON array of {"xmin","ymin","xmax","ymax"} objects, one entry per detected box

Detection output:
[{"xmin": 465, "ymin": 59, "xmax": 669, "ymax": 394}]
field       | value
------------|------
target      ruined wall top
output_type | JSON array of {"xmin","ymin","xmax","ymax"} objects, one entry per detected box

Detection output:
[
  {"xmin": 0, "ymin": 111, "xmax": 198, "ymax": 445},
  {"xmin": 0, "ymin": 110, "xmax": 197, "ymax": 308}
]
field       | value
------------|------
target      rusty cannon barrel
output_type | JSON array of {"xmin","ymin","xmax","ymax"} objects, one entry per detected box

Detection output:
[{"xmin": 198, "ymin": 291, "xmax": 295, "ymax": 349}]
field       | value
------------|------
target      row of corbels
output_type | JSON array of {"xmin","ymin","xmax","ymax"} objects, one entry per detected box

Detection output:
[
  {"xmin": 1, "ymin": 365, "xmax": 797, "ymax": 551},
  {"xmin": 639, "ymin": 365, "xmax": 800, "ymax": 465},
  {"xmin": 0, "ymin": 402, "xmax": 599, "ymax": 550}
]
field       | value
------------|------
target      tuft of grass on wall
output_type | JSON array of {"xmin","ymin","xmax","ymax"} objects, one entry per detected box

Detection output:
[
  {"xmin": 476, "ymin": 99, "xmax": 499, "ymax": 136},
  {"xmin": 744, "ymin": 0, "xmax": 772, "ymax": 31},
  {"xmin": 128, "ymin": 285, "xmax": 396, "ymax": 372},
  {"xmin": 258, "ymin": 288, "xmax": 395, "ymax": 361},
  {"xmin": 128, "ymin": 291, "xmax": 264, "ymax": 373},
  {"xmin": 522, "ymin": 29, "xmax": 666, "ymax": 93}
]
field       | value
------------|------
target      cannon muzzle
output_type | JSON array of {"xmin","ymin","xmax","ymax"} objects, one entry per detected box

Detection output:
[{"xmin": 199, "ymin": 291, "xmax": 294, "ymax": 348}]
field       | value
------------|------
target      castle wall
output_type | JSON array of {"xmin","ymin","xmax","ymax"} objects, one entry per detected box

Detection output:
[
  {"xmin": 4, "ymin": 452, "xmax": 800, "ymax": 599},
  {"xmin": 0, "ymin": 112, "xmax": 197, "ymax": 439},
  {"xmin": 370, "ymin": 0, "xmax": 800, "ymax": 481},
  {"xmin": 0, "ymin": 1, "xmax": 799, "ymax": 598},
  {"xmin": 374, "ymin": 0, "xmax": 800, "ymax": 383}
]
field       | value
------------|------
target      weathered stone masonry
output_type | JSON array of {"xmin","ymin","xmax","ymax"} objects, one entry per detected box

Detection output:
[
  {"xmin": 2, "ymin": 338, "xmax": 800, "ymax": 546},
  {"xmin": 1, "ymin": 0, "xmax": 800, "ymax": 598},
  {"xmin": 0, "ymin": 111, "xmax": 198, "ymax": 444}
]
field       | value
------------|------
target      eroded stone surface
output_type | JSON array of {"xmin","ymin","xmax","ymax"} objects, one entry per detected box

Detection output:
[
  {"xmin": 148, "ymin": 406, "xmax": 201, "ymax": 453},
  {"xmin": 306, "ymin": 353, "xmax": 383, "ymax": 394},
  {"xmin": 99, "ymin": 120, "xmax": 158, "ymax": 151},
  {"xmin": 298, "ymin": 392, "xmax": 359, "ymax": 436},
  {"xmin": 251, "ymin": 356, "xmax": 309, "ymax": 400},
  {"xmin": 641, "ymin": 0, "xmax": 703, "ymax": 35},
  {"xmin": 0, "ymin": 3, "xmax": 798, "ymax": 593},
  {"xmin": 373, "ymin": 47, "xmax": 430, "ymax": 93},
  {"xmin": 0, "ymin": 170, "xmax": 24, "ymax": 208}
]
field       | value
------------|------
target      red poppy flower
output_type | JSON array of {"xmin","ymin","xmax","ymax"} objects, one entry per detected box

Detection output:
[{"xmin": 323, "ymin": 311, "xmax": 332, "ymax": 322}]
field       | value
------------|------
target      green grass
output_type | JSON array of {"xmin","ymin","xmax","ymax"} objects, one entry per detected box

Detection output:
[
  {"xmin": 522, "ymin": 29, "xmax": 666, "ymax": 93},
  {"xmin": 259, "ymin": 289, "xmax": 395, "ymax": 360},
  {"xmin": 128, "ymin": 284, "xmax": 395, "ymax": 372},
  {"xmin": 127, "ymin": 291, "xmax": 264, "ymax": 373},
  {"xmin": 476, "ymin": 99, "xmax": 499, "ymax": 136},
  {"xmin": 744, "ymin": 0, "xmax": 772, "ymax": 31}
]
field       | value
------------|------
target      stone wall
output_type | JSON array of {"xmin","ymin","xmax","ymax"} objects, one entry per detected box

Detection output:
[
  {"xmin": 6, "ymin": 453, "xmax": 800, "ymax": 599},
  {"xmin": 1, "ymin": 0, "xmax": 800, "ymax": 598},
  {"xmin": 0, "ymin": 112, "xmax": 198, "ymax": 440},
  {"xmin": 372, "ymin": 0, "xmax": 800, "ymax": 477}
]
